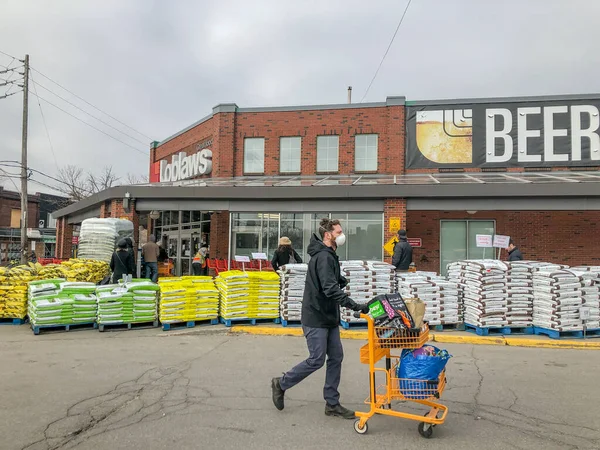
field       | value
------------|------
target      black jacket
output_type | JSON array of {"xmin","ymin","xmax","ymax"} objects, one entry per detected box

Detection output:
[
  {"xmin": 110, "ymin": 249, "xmax": 135, "ymax": 283},
  {"xmin": 301, "ymin": 234, "xmax": 359, "ymax": 328},
  {"xmin": 508, "ymin": 247, "xmax": 524, "ymax": 261},
  {"xmin": 392, "ymin": 237, "xmax": 413, "ymax": 270},
  {"xmin": 271, "ymin": 248, "xmax": 302, "ymax": 271}
]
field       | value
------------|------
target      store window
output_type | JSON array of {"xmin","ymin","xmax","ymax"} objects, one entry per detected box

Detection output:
[
  {"xmin": 280, "ymin": 137, "xmax": 301, "ymax": 173},
  {"xmin": 244, "ymin": 138, "xmax": 265, "ymax": 174},
  {"xmin": 345, "ymin": 213, "xmax": 384, "ymax": 261},
  {"xmin": 440, "ymin": 220, "xmax": 496, "ymax": 275},
  {"xmin": 355, "ymin": 134, "xmax": 378, "ymax": 172},
  {"xmin": 317, "ymin": 136, "xmax": 339, "ymax": 172}
]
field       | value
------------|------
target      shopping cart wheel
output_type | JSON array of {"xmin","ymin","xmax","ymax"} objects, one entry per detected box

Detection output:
[
  {"xmin": 418, "ymin": 421, "xmax": 433, "ymax": 438},
  {"xmin": 354, "ymin": 419, "xmax": 368, "ymax": 435}
]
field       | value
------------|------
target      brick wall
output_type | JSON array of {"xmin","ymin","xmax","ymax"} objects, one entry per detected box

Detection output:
[
  {"xmin": 210, "ymin": 212, "xmax": 230, "ymax": 259},
  {"xmin": 55, "ymin": 217, "xmax": 73, "ymax": 259},
  {"xmin": 408, "ymin": 210, "xmax": 600, "ymax": 272},
  {"xmin": 0, "ymin": 188, "xmax": 40, "ymax": 228},
  {"xmin": 110, "ymin": 199, "xmax": 139, "ymax": 247}
]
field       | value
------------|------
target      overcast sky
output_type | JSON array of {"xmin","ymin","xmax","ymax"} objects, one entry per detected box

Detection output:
[{"xmin": 1, "ymin": 0, "xmax": 599, "ymax": 194}]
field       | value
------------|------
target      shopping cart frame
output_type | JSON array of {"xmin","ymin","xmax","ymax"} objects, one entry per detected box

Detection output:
[{"xmin": 354, "ymin": 314, "xmax": 448, "ymax": 438}]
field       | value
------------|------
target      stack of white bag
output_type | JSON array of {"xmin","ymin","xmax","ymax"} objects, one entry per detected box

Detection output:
[
  {"xmin": 446, "ymin": 262, "xmax": 466, "ymax": 322},
  {"xmin": 462, "ymin": 260, "xmax": 509, "ymax": 328},
  {"xmin": 434, "ymin": 278, "xmax": 461, "ymax": 325},
  {"xmin": 340, "ymin": 261, "xmax": 396, "ymax": 325},
  {"xmin": 77, "ymin": 218, "xmax": 134, "ymax": 263},
  {"xmin": 569, "ymin": 266, "xmax": 600, "ymax": 330},
  {"xmin": 398, "ymin": 273, "xmax": 442, "ymax": 325},
  {"xmin": 505, "ymin": 261, "xmax": 536, "ymax": 327},
  {"xmin": 533, "ymin": 268, "xmax": 583, "ymax": 332},
  {"xmin": 278, "ymin": 264, "xmax": 308, "ymax": 323}
]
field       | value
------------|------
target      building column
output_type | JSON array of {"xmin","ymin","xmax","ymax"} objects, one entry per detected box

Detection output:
[
  {"xmin": 55, "ymin": 217, "xmax": 73, "ymax": 259},
  {"xmin": 383, "ymin": 198, "xmax": 407, "ymax": 264},
  {"xmin": 210, "ymin": 211, "xmax": 230, "ymax": 259},
  {"xmin": 110, "ymin": 199, "xmax": 140, "ymax": 246}
]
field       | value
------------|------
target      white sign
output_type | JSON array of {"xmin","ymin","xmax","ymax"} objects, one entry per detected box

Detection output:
[
  {"xmin": 493, "ymin": 234, "xmax": 511, "ymax": 248},
  {"xmin": 159, "ymin": 148, "xmax": 213, "ymax": 182},
  {"xmin": 476, "ymin": 234, "xmax": 493, "ymax": 248},
  {"xmin": 580, "ymin": 307, "xmax": 591, "ymax": 320},
  {"xmin": 234, "ymin": 255, "xmax": 250, "ymax": 263},
  {"xmin": 252, "ymin": 252, "xmax": 267, "ymax": 260}
]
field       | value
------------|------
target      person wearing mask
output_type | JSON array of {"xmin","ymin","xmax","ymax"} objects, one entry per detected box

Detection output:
[
  {"xmin": 110, "ymin": 239, "xmax": 135, "ymax": 284},
  {"xmin": 392, "ymin": 229, "xmax": 413, "ymax": 272},
  {"xmin": 192, "ymin": 244, "xmax": 208, "ymax": 276},
  {"xmin": 271, "ymin": 218, "xmax": 370, "ymax": 420},
  {"xmin": 271, "ymin": 237, "xmax": 302, "ymax": 271},
  {"xmin": 507, "ymin": 240, "xmax": 524, "ymax": 261},
  {"xmin": 142, "ymin": 235, "xmax": 160, "ymax": 282}
]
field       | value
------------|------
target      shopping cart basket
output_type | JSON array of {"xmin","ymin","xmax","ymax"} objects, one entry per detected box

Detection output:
[{"xmin": 354, "ymin": 313, "xmax": 448, "ymax": 438}]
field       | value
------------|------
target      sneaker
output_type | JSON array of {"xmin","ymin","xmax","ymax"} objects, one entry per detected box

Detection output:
[
  {"xmin": 271, "ymin": 377, "xmax": 285, "ymax": 411},
  {"xmin": 325, "ymin": 403, "xmax": 356, "ymax": 419}
]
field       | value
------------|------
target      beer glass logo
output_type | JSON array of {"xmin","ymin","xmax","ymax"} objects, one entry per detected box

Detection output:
[{"xmin": 415, "ymin": 109, "xmax": 473, "ymax": 163}]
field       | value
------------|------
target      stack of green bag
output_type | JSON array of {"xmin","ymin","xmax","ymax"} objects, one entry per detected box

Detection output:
[
  {"xmin": 96, "ymin": 281, "xmax": 159, "ymax": 325},
  {"xmin": 247, "ymin": 271, "xmax": 280, "ymax": 319},
  {"xmin": 158, "ymin": 276, "xmax": 219, "ymax": 323},
  {"xmin": 28, "ymin": 280, "xmax": 97, "ymax": 326},
  {"xmin": 215, "ymin": 271, "xmax": 250, "ymax": 320}
]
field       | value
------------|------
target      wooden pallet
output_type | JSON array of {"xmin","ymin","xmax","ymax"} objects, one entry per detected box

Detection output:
[
  {"xmin": 0, "ymin": 317, "xmax": 27, "ymax": 325},
  {"xmin": 219, "ymin": 317, "xmax": 280, "ymax": 327},
  {"xmin": 340, "ymin": 320, "xmax": 368, "ymax": 330},
  {"xmin": 162, "ymin": 318, "xmax": 219, "ymax": 331},
  {"xmin": 32, "ymin": 322, "xmax": 97, "ymax": 335},
  {"xmin": 98, "ymin": 320, "xmax": 159, "ymax": 332},
  {"xmin": 533, "ymin": 327, "xmax": 600, "ymax": 340},
  {"xmin": 431, "ymin": 323, "xmax": 465, "ymax": 332}
]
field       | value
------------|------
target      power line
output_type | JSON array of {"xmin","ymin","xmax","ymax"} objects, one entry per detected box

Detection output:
[
  {"xmin": 360, "ymin": 0, "xmax": 413, "ymax": 103},
  {"xmin": 29, "ymin": 71, "xmax": 59, "ymax": 169},
  {"xmin": 31, "ymin": 78, "xmax": 149, "ymax": 146},
  {"xmin": 0, "ymin": 90, "xmax": 21, "ymax": 100},
  {"xmin": 29, "ymin": 177, "xmax": 63, "ymax": 193},
  {"xmin": 30, "ymin": 91, "xmax": 149, "ymax": 157},
  {"xmin": 0, "ymin": 49, "xmax": 19, "ymax": 60},
  {"xmin": 31, "ymin": 67, "xmax": 154, "ymax": 142}
]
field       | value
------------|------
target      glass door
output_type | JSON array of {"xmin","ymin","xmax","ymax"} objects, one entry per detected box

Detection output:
[
  {"xmin": 440, "ymin": 220, "xmax": 495, "ymax": 275},
  {"xmin": 467, "ymin": 221, "xmax": 496, "ymax": 260}
]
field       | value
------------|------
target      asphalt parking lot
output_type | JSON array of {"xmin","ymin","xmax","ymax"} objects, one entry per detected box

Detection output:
[{"xmin": 2, "ymin": 325, "xmax": 599, "ymax": 450}]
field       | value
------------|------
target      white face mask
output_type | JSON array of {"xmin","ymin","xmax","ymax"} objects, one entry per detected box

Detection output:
[{"xmin": 335, "ymin": 233, "xmax": 346, "ymax": 247}]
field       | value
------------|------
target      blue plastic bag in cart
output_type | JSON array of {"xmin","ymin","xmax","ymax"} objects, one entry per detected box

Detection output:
[{"xmin": 396, "ymin": 345, "xmax": 451, "ymax": 399}]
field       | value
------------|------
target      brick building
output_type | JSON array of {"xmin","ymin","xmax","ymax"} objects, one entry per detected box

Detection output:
[{"xmin": 52, "ymin": 94, "xmax": 600, "ymax": 275}]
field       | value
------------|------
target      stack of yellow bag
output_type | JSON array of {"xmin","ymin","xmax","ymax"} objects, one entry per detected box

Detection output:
[
  {"xmin": 0, "ymin": 264, "xmax": 39, "ymax": 319},
  {"xmin": 39, "ymin": 259, "xmax": 109, "ymax": 283},
  {"xmin": 215, "ymin": 271, "xmax": 250, "ymax": 321},
  {"xmin": 247, "ymin": 271, "xmax": 280, "ymax": 320},
  {"xmin": 158, "ymin": 276, "xmax": 219, "ymax": 324}
]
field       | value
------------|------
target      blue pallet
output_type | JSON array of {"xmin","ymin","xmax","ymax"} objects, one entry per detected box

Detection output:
[
  {"xmin": 340, "ymin": 320, "xmax": 367, "ymax": 330},
  {"xmin": 505, "ymin": 326, "xmax": 534, "ymax": 335},
  {"xmin": 219, "ymin": 317, "xmax": 280, "ymax": 327},
  {"xmin": 32, "ymin": 322, "xmax": 97, "ymax": 335},
  {"xmin": 0, "ymin": 317, "xmax": 27, "ymax": 325},
  {"xmin": 464, "ymin": 323, "xmax": 511, "ymax": 336},
  {"xmin": 99, "ymin": 320, "xmax": 159, "ymax": 332},
  {"xmin": 281, "ymin": 319, "xmax": 302, "ymax": 328},
  {"xmin": 533, "ymin": 327, "xmax": 600, "ymax": 340},
  {"xmin": 162, "ymin": 318, "xmax": 219, "ymax": 331},
  {"xmin": 432, "ymin": 323, "xmax": 466, "ymax": 332}
]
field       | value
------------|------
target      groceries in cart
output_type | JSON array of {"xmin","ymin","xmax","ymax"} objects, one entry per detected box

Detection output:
[{"xmin": 397, "ymin": 345, "xmax": 451, "ymax": 399}]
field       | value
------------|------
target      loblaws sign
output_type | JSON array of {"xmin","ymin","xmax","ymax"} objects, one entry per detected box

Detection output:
[
  {"xmin": 406, "ymin": 97, "xmax": 600, "ymax": 169},
  {"xmin": 158, "ymin": 140, "xmax": 213, "ymax": 182}
]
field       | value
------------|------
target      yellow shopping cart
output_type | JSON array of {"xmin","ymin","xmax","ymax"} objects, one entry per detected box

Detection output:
[{"xmin": 353, "ymin": 313, "xmax": 448, "ymax": 438}]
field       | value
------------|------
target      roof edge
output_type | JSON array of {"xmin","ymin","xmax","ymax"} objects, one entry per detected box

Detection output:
[{"xmin": 406, "ymin": 92, "xmax": 600, "ymax": 106}]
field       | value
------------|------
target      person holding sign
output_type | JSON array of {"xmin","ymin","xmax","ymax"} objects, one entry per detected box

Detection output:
[
  {"xmin": 507, "ymin": 240, "xmax": 524, "ymax": 261},
  {"xmin": 271, "ymin": 237, "xmax": 302, "ymax": 271},
  {"xmin": 271, "ymin": 218, "xmax": 369, "ymax": 420}
]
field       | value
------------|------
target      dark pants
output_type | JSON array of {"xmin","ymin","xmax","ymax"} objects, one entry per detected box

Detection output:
[
  {"xmin": 145, "ymin": 262, "xmax": 158, "ymax": 282},
  {"xmin": 192, "ymin": 262, "xmax": 202, "ymax": 276},
  {"xmin": 279, "ymin": 326, "xmax": 344, "ymax": 406}
]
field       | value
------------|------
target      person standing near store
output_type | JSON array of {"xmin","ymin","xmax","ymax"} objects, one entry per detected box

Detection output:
[
  {"xmin": 192, "ymin": 244, "xmax": 208, "ymax": 276},
  {"xmin": 392, "ymin": 229, "xmax": 413, "ymax": 271},
  {"xmin": 142, "ymin": 235, "xmax": 160, "ymax": 282},
  {"xmin": 271, "ymin": 218, "xmax": 370, "ymax": 419},
  {"xmin": 110, "ymin": 239, "xmax": 135, "ymax": 284},
  {"xmin": 271, "ymin": 236, "xmax": 302, "ymax": 271},
  {"xmin": 507, "ymin": 240, "xmax": 524, "ymax": 261}
]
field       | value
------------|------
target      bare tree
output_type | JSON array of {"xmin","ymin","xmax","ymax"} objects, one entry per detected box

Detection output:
[
  {"xmin": 56, "ymin": 165, "xmax": 121, "ymax": 201},
  {"xmin": 124, "ymin": 173, "xmax": 148, "ymax": 185}
]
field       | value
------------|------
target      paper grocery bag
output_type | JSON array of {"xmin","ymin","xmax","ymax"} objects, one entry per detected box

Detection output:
[{"xmin": 404, "ymin": 298, "xmax": 425, "ymax": 329}]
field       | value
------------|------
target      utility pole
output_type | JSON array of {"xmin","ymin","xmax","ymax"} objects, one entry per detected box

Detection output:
[{"xmin": 20, "ymin": 54, "xmax": 29, "ymax": 265}]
